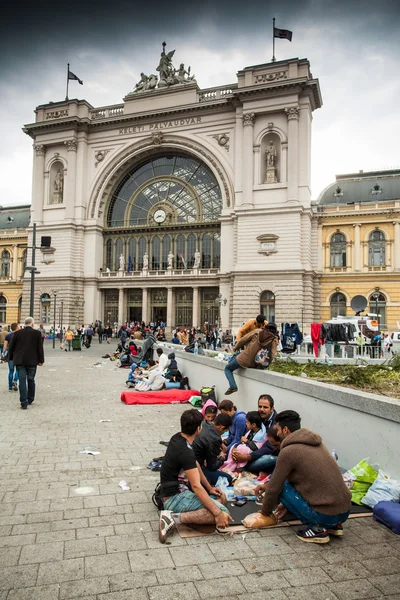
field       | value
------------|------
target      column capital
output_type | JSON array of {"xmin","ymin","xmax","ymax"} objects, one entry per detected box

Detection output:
[
  {"xmin": 64, "ymin": 138, "xmax": 78, "ymax": 152},
  {"xmin": 353, "ymin": 222, "xmax": 362, "ymax": 227},
  {"xmin": 243, "ymin": 113, "xmax": 255, "ymax": 127},
  {"xmin": 285, "ymin": 106, "xmax": 300, "ymax": 120},
  {"xmin": 34, "ymin": 144, "xmax": 46, "ymax": 156}
]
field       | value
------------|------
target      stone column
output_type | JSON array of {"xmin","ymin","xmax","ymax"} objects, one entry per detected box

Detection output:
[
  {"xmin": 285, "ymin": 106, "xmax": 299, "ymax": 202},
  {"xmin": 192, "ymin": 287, "xmax": 199, "ymax": 328},
  {"xmin": 142, "ymin": 288, "xmax": 148, "ymax": 324},
  {"xmin": 242, "ymin": 113, "xmax": 255, "ymax": 208},
  {"xmin": 353, "ymin": 223, "xmax": 361, "ymax": 271},
  {"xmin": 281, "ymin": 141, "xmax": 288, "ymax": 183},
  {"xmin": 234, "ymin": 107, "xmax": 243, "ymax": 203},
  {"xmin": 393, "ymin": 221, "xmax": 400, "ymax": 270},
  {"xmin": 64, "ymin": 138, "xmax": 78, "ymax": 220},
  {"xmin": 12, "ymin": 246, "xmax": 18, "ymax": 281},
  {"xmin": 118, "ymin": 288, "xmax": 124, "ymax": 325},
  {"xmin": 33, "ymin": 144, "xmax": 46, "ymax": 224},
  {"xmin": 317, "ymin": 226, "xmax": 323, "ymax": 271},
  {"xmin": 167, "ymin": 287, "xmax": 173, "ymax": 328},
  {"xmin": 253, "ymin": 145, "xmax": 260, "ymax": 185}
]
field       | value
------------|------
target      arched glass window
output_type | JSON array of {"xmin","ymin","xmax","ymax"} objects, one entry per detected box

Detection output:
[
  {"xmin": 260, "ymin": 291, "xmax": 275, "ymax": 323},
  {"xmin": 105, "ymin": 240, "xmax": 112, "ymax": 270},
  {"xmin": 0, "ymin": 294, "xmax": 6, "ymax": 322},
  {"xmin": 151, "ymin": 237, "xmax": 160, "ymax": 270},
  {"xmin": 187, "ymin": 234, "xmax": 196, "ymax": 268},
  {"xmin": 1, "ymin": 250, "xmax": 10, "ymax": 277},
  {"xmin": 176, "ymin": 234, "xmax": 185, "ymax": 268},
  {"xmin": 213, "ymin": 233, "xmax": 221, "ymax": 268},
  {"xmin": 41, "ymin": 293, "xmax": 51, "ymax": 324},
  {"xmin": 138, "ymin": 237, "xmax": 147, "ymax": 270},
  {"xmin": 330, "ymin": 233, "xmax": 346, "ymax": 267},
  {"xmin": 330, "ymin": 293, "xmax": 347, "ymax": 318},
  {"xmin": 162, "ymin": 235, "xmax": 171, "ymax": 269},
  {"xmin": 201, "ymin": 233, "xmax": 211, "ymax": 268},
  {"xmin": 369, "ymin": 231, "xmax": 386, "ymax": 266},
  {"xmin": 115, "ymin": 239, "xmax": 123, "ymax": 271},
  {"xmin": 128, "ymin": 238, "xmax": 136, "ymax": 271},
  {"xmin": 369, "ymin": 293, "xmax": 387, "ymax": 328}
]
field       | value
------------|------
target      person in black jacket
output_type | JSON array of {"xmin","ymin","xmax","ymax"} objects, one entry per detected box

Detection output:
[
  {"xmin": 192, "ymin": 413, "xmax": 232, "ymax": 485},
  {"xmin": 9, "ymin": 317, "xmax": 44, "ymax": 409}
]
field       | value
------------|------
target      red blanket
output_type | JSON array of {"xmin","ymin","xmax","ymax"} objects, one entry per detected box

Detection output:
[{"xmin": 120, "ymin": 389, "xmax": 200, "ymax": 405}]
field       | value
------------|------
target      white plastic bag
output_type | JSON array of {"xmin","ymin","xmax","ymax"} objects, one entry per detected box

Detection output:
[
  {"xmin": 361, "ymin": 470, "xmax": 400, "ymax": 508},
  {"xmin": 233, "ymin": 476, "xmax": 259, "ymax": 497},
  {"xmin": 215, "ymin": 476, "xmax": 234, "ymax": 501}
]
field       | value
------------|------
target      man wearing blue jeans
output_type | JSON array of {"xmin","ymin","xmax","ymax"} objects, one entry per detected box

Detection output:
[
  {"xmin": 3, "ymin": 323, "xmax": 19, "ymax": 392},
  {"xmin": 261, "ymin": 410, "xmax": 351, "ymax": 544},
  {"xmin": 9, "ymin": 317, "xmax": 44, "ymax": 410}
]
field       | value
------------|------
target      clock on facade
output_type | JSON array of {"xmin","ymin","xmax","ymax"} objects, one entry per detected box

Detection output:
[{"xmin": 153, "ymin": 209, "xmax": 166, "ymax": 224}]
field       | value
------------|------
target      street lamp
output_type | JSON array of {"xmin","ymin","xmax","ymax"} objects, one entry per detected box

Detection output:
[
  {"xmin": 25, "ymin": 223, "xmax": 56, "ymax": 318},
  {"xmin": 372, "ymin": 293, "xmax": 380, "ymax": 326},
  {"xmin": 52, "ymin": 291, "xmax": 58, "ymax": 349},
  {"xmin": 214, "ymin": 293, "xmax": 227, "ymax": 329}
]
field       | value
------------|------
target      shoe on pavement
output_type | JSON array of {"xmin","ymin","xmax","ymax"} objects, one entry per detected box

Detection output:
[
  {"xmin": 224, "ymin": 387, "xmax": 238, "ymax": 395},
  {"xmin": 12, "ymin": 381, "xmax": 18, "ymax": 391},
  {"xmin": 20, "ymin": 404, "xmax": 28, "ymax": 410},
  {"xmin": 126, "ymin": 382, "xmax": 134, "ymax": 388},
  {"xmin": 159, "ymin": 510, "xmax": 176, "ymax": 543},
  {"xmin": 9, "ymin": 388, "xmax": 13, "ymax": 392},
  {"xmin": 296, "ymin": 527, "xmax": 330, "ymax": 544},
  {"xmin": 28, "ymin": 400, "xmax": 34, "ymax": 405},
  {"xmin": 327, "ymin": 523, "xmax": 344, "ymax": 537}
]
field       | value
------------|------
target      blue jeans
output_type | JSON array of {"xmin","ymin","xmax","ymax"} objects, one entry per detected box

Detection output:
[
  {"xmin": 224, "ymin": 356, "xmax": 241, "ymax": 389},
  {"xmin": 17, "ymin": 366, "xmax": 37, "ymax": 406},
  {"xmin": 280, "ymin": 481, "xmax": 350, "ymax": 528},
  {"xmin": 8, "ymin": 361, "xmax": 19, "ymax": 390},
  {"xmin": 202, "ymin": 466, "xmax": 233, "ymax": 486},
  {"xmin": 246, "ymin": 454, "xmax": 277, "ymax": 475},
  {"xmin": 164, "ymin": 490, "xmax": 229, "ymax": 515}
]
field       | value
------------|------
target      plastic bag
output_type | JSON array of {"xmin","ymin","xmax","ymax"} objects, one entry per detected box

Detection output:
[
  {"xmin": 215, "ymin": 476, "xmax": 234, "ymax": 501},
  {"xmin": 233, "ymin": 476, "xmax": 259, "ymax": 498},
  {"xmin": 349, "ymin": 459, "xmax": 378, "ymax": 505},
  {"xmin": 362, "ymin": 470, "xmax": 400, "ymax": 508},
  {"xmin": 189, "ymin": 395, "xmax": 202, "ymax": 407},
  {"xmin": 242, "ymin": 512, "xmax": 277, "ymax": 529}
]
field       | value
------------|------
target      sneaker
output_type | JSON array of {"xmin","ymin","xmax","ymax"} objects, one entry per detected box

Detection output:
[
  {"xmin": 28, "ymin": 400, "xmax": 34, "ymax": 405},
  {"xmin": 327, "ymin": 523, "xmax": 344, "ymax": 537},
  {"xmin": 20, "ymin": 404, "xmax": 28, "ymax": 410},
  {"xmin": 224, "ymin": 387, "xmax": 238, "ymax": 395},
  {"xmin": 126, "ymin": 382, "xmax": 135, "ymax": 388},
  {"xmin": 9, "ymin": 388, "xmax": 13, "ymax": 392},
  {"xmin": 159, "ymin": 510, "xmax": 175, "ymax": 543},
  {"xmin": 296, "ymin": 527, "xmax": 330, "ymax": 544},
  {"xmin": 12, "ymin": 381, "xmax": 18, "ymax": 391}
]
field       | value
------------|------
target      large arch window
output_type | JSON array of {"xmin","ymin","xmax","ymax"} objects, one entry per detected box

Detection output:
[
  {"xmin": 187, "ymin": 234, "xmax": 196, "ymax": 268},
  {"xmin": 105, "ymin": 240, "xmax": 112, "ymax": 270},
  {"xmin": 176, "ymin": 234, "xmax": 185, "ymax": 268},
  {"xmin": 201, "ymin": 233, "xmax": 211, "ymax": 268},
  {"xmin": 369, "ymin": 231, "xmax": 386, "ymax": 266},
  {"xmin": 1, "ymin": 250, "xmax": 10, "ymax": 277},
  {"xmin": 115, "ymin": 239, "xmax": 123, "ymax": 271},
  {"xmin": 162, "ymin": 235, "xmax": 171, "ymax": 269},
  {"xmin": 138, "ymin": 237, "xmax": 147, "ymax": 270},
  {"xmin": 213, "ymin": 233, "xmax": 221, "ymax": 268},
  {"xmin": 151, "ymin": 237, "xmax": 161, "ymax": 270},
  {"xmin": 369, "ymin": 293, "xmax": 386, "ymax": 328},
  {"xmin": 330, "ymin": 233, "xmax": 346, "ymax": 267},
  {"xmin": 128, "ymin": 238, "xmax": 136, "ymax": 271},
  {"xmin": 330, "ymin": 293, "xmax": 347, "ymax": 318},
  {"xmin": 41, "ymin": 293, "xmax": 51, "ymax": 324},
  {"xmin": 260, "ymin": 291, "xmax": 275, "ymax": 323},
  {"xmin": 0, "ymin": 294, "xmax": 6, "ymax": 322}
]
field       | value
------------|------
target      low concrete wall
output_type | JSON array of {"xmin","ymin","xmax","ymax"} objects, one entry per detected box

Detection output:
[{"xmin": 166, "ymin": 350, "xmax": 400, "ymax": 479}]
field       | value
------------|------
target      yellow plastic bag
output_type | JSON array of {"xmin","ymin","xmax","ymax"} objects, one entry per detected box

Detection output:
[{"xmin": 242, "ymin": 512, "xmax": 277, "ymax": 529}]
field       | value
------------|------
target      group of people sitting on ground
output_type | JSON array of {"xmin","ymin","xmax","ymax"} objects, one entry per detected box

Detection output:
[
  {"xmin": 158, "ymin": 393, "xmax": 352, "ymax": 546},
  {"xmin": 126, "ymin": 348, "xmax": 189, "ymax": 392}
]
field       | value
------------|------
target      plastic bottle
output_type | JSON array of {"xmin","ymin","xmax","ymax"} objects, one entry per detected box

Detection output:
[
  {"xmin": 194, "ymin": 341, "xmax": 199, "ymax": 355},
  {"xmin": 331, "ymin": 449, "xmax": 338, "ymax": 462}
]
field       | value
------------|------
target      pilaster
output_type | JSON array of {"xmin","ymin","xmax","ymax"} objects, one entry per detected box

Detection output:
[
  {"xmin": 142, "ymin": 288, "xmax": 148, "ymax": 324},
  {"xmin": 242, "ymin": 113, "xmax": 255, "ymax": 208},
  {"xmin": 393, "ymin": 221, "xmax": 400, "ymax": 270},
  {"xmin": 64, "ymin": 138, "xmax": 78, "ymax": 220},
  {"xmin": 285, "ymin": 106, "xmax": 299, "ymax": 203},
  {"xmin": 192, "ymin": 286, "xmax": 199, "ymax": 328},
  {"xmin": 33, "ymin": 144, "xmax": 46, "ymax": 224}
]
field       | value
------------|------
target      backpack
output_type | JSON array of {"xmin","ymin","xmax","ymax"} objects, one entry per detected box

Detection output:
[
  {"xmin": 200, "ymin": 386, "xmax": 217, "ymax": 407},
  {"xmin": 152, "ymin": 482, "xmax": 164, "ymax": 510}
]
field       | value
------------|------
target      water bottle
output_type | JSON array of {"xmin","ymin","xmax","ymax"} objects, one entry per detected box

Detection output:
[
  {"xmin": 331, "ymin": 449, "xmax": 338, "ymax": 462},
  {"xmin": 194, "ymin": 342, "xmax": 199, "ymax": 355}
]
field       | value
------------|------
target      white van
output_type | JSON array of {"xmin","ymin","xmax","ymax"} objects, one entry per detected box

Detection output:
[{"xmin": 391, "ymin": 332, "xmax": 400, "ymax": 354}]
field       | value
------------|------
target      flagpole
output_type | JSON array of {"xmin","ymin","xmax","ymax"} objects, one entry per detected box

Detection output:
[
  {"xmin": 272, "ymin": 18, "xmax": 276, "ymax": 62},
  {"xmin": 65, "ymin": 63, "xmax": 70, "ymax": 101}
]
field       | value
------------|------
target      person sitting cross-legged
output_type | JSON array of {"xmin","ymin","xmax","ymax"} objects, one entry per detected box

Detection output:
[
  {"xmin": 159, "ymin": 409, "xmax": 233, "ymax": 543},
  {"xmin": 192, "ymin": 413, "xmax": 233, "ymax": 485},
  {"xmin": 259, "ymin": 410, "xmax": 352, "ymax": 544}
]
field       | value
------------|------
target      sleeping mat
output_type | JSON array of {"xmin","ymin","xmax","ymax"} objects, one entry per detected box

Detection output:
[{"xmin": 121, "ymin": 389, "xmax": 200, "ymax": 405}]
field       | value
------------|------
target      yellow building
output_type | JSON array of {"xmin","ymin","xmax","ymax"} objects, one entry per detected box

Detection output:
[
  {"xmin": 0, "ymin": 205, "xmax": 30, "ymax": 325},
  {"xmin": 315, "ymin": 169, "xmax": 400, "ymax": 331}
]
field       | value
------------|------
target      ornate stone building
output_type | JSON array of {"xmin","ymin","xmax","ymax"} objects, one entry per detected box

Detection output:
[
  {"xmin": 315, "ymin": 169, "xmax": 400, "ymax": 330},
  {"xmin": 22, "ymin": 48, "xmax": 322, "ymax": 330},
  {"xmin": 0, "ymin": 206, "xmax": 30, "ymax": 325}
]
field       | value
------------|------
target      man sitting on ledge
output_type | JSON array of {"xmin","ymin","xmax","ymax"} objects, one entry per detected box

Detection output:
[
  {"xmin": 159, "ymin": 409, "xmax": 232, "ymax": 543},
  {"xmin": 260, "ymin": 410, "xmax": 351, "ymax": 544}
]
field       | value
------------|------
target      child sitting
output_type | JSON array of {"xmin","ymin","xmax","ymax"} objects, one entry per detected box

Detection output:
[
  {"xmin": 201, "ymin": 400, "xmax": 218, "ymax": 424},
  {"xmin": 222, "ymin": 411, "xmax": 266, "ymax": 472},
  {"xmin": 126, "ymin": 365, "xmax": 143, "ymax": 388}
]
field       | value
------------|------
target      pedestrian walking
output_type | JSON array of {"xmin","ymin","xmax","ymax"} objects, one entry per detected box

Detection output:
[
  {"xmin": 39, "ymin": 323, "xmax": 46, "ymax": 345},
  {"xmin": 2, "ymin": 322, "xmax": 19, "ymax": 392},
  {"xmin": 64, "ymin": 328, "xmax": 74, "ymax": 351},
  {"xmin": 8, "ymin": 317, "xmax": 44, "ymax": 409}
]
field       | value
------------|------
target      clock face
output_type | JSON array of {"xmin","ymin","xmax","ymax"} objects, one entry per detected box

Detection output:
[{"xmin": 154, "ymin": 209, "xmax": 166, "ymax": 224}]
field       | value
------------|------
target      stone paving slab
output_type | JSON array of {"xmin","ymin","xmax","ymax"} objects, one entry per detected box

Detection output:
[{"xmin": 0, "ymin": 342, "xmax": 399, "ymax": 598}]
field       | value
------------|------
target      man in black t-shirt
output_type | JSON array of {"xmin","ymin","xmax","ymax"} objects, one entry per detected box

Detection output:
[{"xmin": 159, "ymin": 409, "xmax": 232, "ymax": 543}]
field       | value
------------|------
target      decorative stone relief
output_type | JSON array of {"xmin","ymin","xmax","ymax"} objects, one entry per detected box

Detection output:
[
  {"xmin": 151, "ymin": 132, "xmax": 164, "ymax": 145},
  {"xmin": 94, "ymin": 149, "xmax": 111, "ymax": 168},
  {"xmin": 45, "ymin": 109, "xmax": 68, "ymax": 120},
  {"xmin": 243, "ymin": 113, "xmax": 255, "ymax": 127},
  {"xmin": 34, "ymin": 144, "xmax": 45, "ymax": 156},
  {"xmin": 254, "ymin": 71, "xmax": 287, "ymax": 84},
  {"xmin": 257, "ymin": 234, "xmax": 279, "ymax": 255},
  {"xmin": 285, "ymin": 106, "xmax": 300, "ymax": 120},
  {"xmin": 64, "ymin": 139, "xmax": 78, "ymax": 152},
  {"xmin": 212, "ymin": 133, "xmax": 230, "ymax": 152}
]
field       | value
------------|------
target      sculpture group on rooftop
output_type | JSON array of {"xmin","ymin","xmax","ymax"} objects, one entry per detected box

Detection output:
[{"xmin": 133, "ymin": 42, "xmax": 196, "ymax": 94}]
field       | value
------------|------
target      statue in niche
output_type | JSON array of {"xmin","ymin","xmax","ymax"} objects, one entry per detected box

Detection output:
[
  {"xmin": 119, "ymin": 253, "xmax": 125, "ymax": 271},
  {"xmin": 143, "ymin": 252, "xmax": 149, "ymax": 270},
  {"xmin": 266, "ymin": 140, "xmax": 277, "ymax": 167},
  {"xmin": 194, "ymin": 250, "xmax": 201, "ymax": 269},
  {"xmin": 53, "ymin": 169, "xmax": 64, "ymax": 204},
  {"xmin": 167, "ymin": 251, "xmax": 174, "ymax": 269}
]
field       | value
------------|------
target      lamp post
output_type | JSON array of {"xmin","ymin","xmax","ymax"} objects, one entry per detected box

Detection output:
[
  {"xmin": 373, "ymin": 293, "xmax": 380, "ymax": 326},
  {"xmin": 215, "ymin": 293, "xmax": 227, "ymax": 330},
  {"xmin": 60, "ymin": 301, "xmax": 64, "ymax": 338},
  {"xmin": 52, "ymin": 291, "xmax": 57, "ymax": 349},
  {"xmin": 25, "ymin": 223, "xmax": 56, "ymax": 318}
]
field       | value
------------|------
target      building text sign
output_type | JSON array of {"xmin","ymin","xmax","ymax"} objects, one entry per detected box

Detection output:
[{"xmin": 118, "ymin": 117, "xmax": 202, "ymax": 135}]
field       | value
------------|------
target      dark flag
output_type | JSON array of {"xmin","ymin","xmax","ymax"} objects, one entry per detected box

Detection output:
[
  {"xmin": 274, "ymin": 27, "xmax": 293, "ymax": 42},
  {"xmin": 68, "ymin": 70, "xmax": 83, "ymax": 85}
]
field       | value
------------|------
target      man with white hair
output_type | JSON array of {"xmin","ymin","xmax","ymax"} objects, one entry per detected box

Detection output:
[{"xmin": 8, "ymin": 317, "xmax": 44, "ymax": 409}]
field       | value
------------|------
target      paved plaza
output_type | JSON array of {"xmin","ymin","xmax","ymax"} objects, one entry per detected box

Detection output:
[{"xmin": 0, "ymin": 342, "xmax": 399, "ymax": 600}]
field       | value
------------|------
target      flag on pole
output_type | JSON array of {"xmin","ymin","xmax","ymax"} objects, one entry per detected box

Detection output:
[
  {"xmin": 127, "ymin": 256, "xmax": 132, "ymax": 273},
  {"xmin": 274, "ymin": 27, "xmax": 293, "ymax": 41},
  {"xmin": 68, "ymin": 69, "xmax": 83, "ymax": 85},
  {"xmin": 178, "ymin": 252, "xmax": 187, "ymax": 269}
]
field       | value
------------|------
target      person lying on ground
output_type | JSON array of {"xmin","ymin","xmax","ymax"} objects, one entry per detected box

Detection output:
[
  {"xmin": 218, "ymin": 399, "xmax": 247, "ymax": 451},
  {"xmin": 159, "ymin": 409, "xmax": 233, "ymax": 543},
  {"xmin": 260, "ymin": 410, "xmax": 352, "ymax": 544},
  {"xmin": 222, "ymin": 411, "xmax": 266, "ymax": 472},
  {"xmin": 232, "ymin": 424, "xmax": 281, "ymax": 476},
  {"xmin": 192, "ymin": 413, "xmax": 233, "ymax": 485}
]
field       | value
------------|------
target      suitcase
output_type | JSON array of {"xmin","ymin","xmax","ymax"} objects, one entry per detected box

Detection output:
[{"xmin": 373, "ymin": 501, "xmax": 400, "ymax": 535}]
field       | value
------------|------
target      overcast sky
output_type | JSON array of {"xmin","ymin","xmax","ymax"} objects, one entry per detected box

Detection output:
[{"xmin": 1, "ymin": 0, "xmax": 399, "ymax": 206}]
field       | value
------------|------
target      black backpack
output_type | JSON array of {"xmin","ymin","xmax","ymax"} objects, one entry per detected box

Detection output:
[
  {"xmin": 200, "ymin": 386, "xmax": 217, "ymax": 407},
  {"xmin": 152, "ymin": 482, "xmax": 164, "ymax": 510}
]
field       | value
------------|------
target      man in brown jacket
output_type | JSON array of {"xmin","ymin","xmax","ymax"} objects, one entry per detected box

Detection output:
[
  {"xmin": 261, "ymin": 410, "xmax": 352, "ymax": 544},
  {"xmin": 236, "ymin": 314, "xmax": 268, "ymax": 341},
  {"xmin": 224, "ymin": 326, "xmax": 277, "ymax": 394}
]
